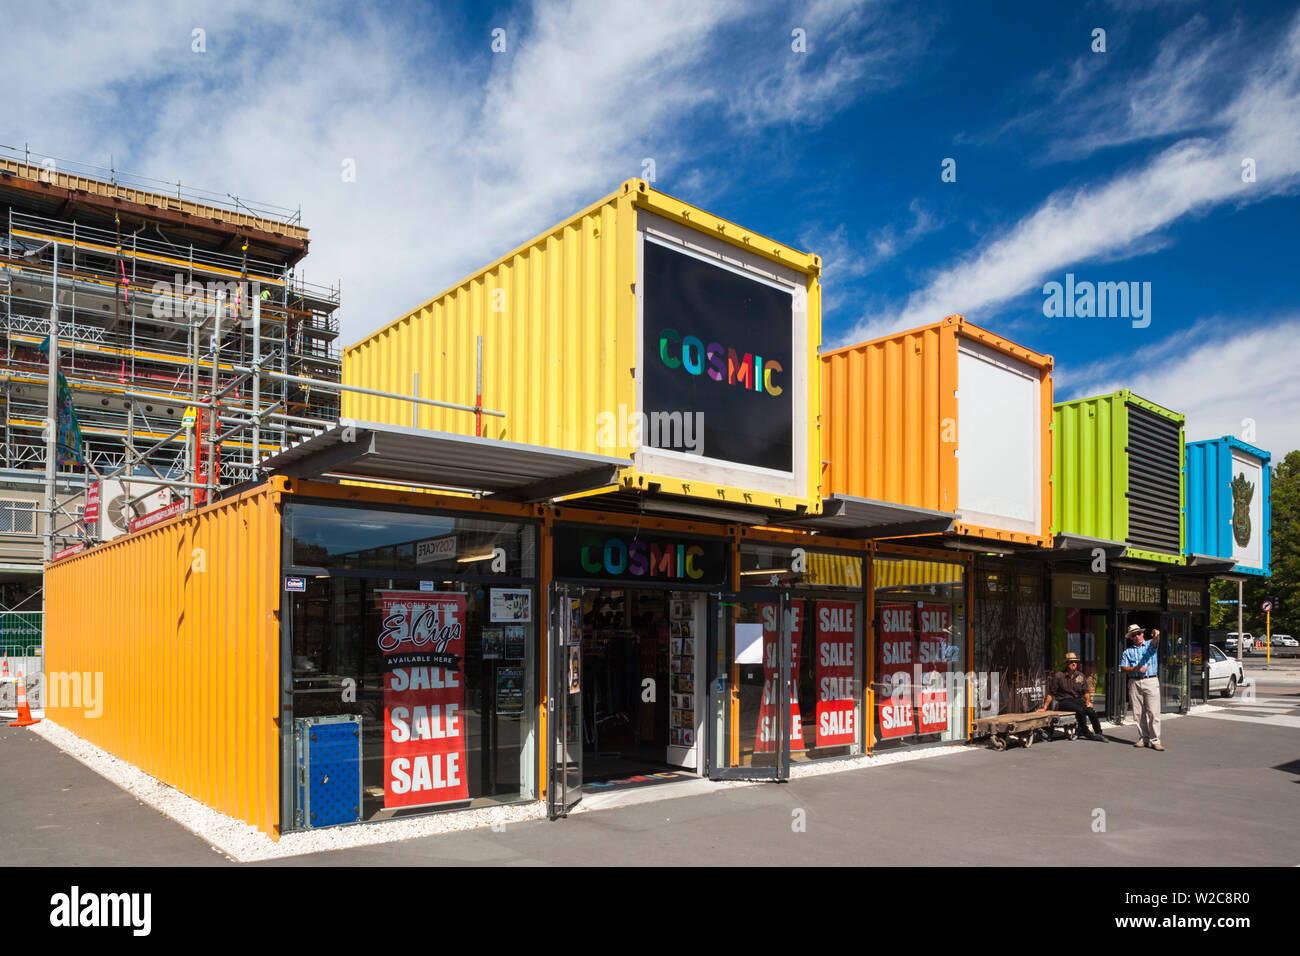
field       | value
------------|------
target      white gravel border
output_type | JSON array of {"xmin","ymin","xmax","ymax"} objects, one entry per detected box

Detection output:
[{"xmin": 29, "ymin": 719, "xmax": 545, "ymax": 862}]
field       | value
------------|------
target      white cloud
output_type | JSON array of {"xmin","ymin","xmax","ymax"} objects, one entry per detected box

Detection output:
[
  {"xmin": 1, "ymin": 0, "xmax": 928, "ymax": 349},
  {"xmin": 1058, "ymin": 316, "xmax": 1300, "ymax": 456},
  {"xmin": 845, "ymin": 10, "xmax": 1300, "ymax": 344}
]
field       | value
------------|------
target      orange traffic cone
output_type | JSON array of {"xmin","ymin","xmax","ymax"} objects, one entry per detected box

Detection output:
[
  {"xmin": 1, "ymin": 658, "xmax": 8, "ymax": 680},
  {"xmin": 9, "ymin": 668, "xmax": 39, "ymax": 727}
]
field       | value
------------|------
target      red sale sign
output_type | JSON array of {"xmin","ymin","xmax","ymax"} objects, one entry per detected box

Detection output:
[
  {"xmin": 755, "ymin": 601, "xmax": 805, "ymax": 753},
  {"xmin": 877, "ymin": 602, "xmax": 915, "ymax": 739},
  {"xmin": 917, "ymin": 603, "xmax": 951, "ymax": 735},
  {"xmin": 815, "ymin": 600, "xmax": 857, "ymax": 747},
  {"xmin": 378, "ymin": 591, "xmax": 469, "ymax": 809}
]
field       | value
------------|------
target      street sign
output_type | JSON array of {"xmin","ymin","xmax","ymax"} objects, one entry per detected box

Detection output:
[{"xmin": 1262, "ymin": 600, "xmax": 1273, "ymax": 612}]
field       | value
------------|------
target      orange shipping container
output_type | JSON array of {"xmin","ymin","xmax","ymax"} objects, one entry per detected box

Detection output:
[
  {"xmin": 44, "ymin": 482, "xmax": 283, "ymax": 837},
  {"xmin": 821, "ymin": 314, "xmax": 1053, "ymax": 546}
]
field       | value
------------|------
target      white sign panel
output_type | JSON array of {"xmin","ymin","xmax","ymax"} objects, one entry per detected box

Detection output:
[
  {"xmin": 735, "ymin": 622, "xmax": 764, "ymax": 665},
  {"xmin": 956, "ymin": 341, "xmax": 1040, "ymax": 533},
  {"xmin": 1229, "ymin": 449, "xmax": 1264, "ymax": 569}
]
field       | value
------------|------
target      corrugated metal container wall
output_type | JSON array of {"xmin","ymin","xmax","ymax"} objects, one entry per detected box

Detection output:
[
  {"xmin": 1185, "ymin": 436, "xmax": 1271, "ymax": 575},
  {"xmin": 45, "ymin": 483, "xmax": 283, "ymax": 837},
  {"xmin": 1053, "ymin": 393, "xmax": 1127, "ymax": 542},
  {"xmin": 821, "ymin": 314, "xmax": 1052, "ymax": 545},
  {"xmin": 344, "ymin": 179, "xmax": 823, "ymax": 512},
  {"xmin": 1184, "ymin": 438, "xmax": 1218, "ymax": 557},
  {"xmin": 345, "ymin": 190, "xmax": 635, "ymax": 455},
  {"xmin": 823, "ymin": 322, "xmax": 952, "ymax": 510},
  {"xmin": 1052, "ymin": 390, "xmax": 1185, "ymax": 561}
]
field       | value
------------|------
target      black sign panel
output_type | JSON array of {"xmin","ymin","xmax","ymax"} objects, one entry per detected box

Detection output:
[
  {"xmin": 642, "ymin": 240, "xmax": 794, "ymax": 472},
  {"xmin": 552, "ymin": 525, "xmax": 728, "ymax": 588}
]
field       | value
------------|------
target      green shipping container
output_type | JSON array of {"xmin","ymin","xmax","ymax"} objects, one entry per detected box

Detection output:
[{"xmin": 1052, "ymin": 389, "xmax": 1185, "ymax": 563}]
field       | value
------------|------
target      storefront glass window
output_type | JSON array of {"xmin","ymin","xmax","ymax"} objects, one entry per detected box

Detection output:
[
  {"xmin": 873, "ymin": 556, "xmax": 967, "ymax": 748},
  {"xmin": 288, "ymin": 501, "xmax": 537, "ymax": 578},
  {"xmin": 738, "ymin": 544, "xmax": 865, "ymax": 760},
  {"xmin": 284, "ymin": 502, "xmax": 537, "ymax": 829},
  {"xmin": 1052, "ymin": 608, "xmax": 1109, "ymax": 714}
]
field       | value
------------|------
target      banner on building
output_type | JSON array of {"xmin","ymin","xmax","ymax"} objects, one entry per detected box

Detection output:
[
  {"xmin": 39, "ymin": 337, "xmax": 84, "ymax": 466},
  {"xmin": 814, "ymin": 600, "xmax": 856, "ymax": 747},
  {"xmin": 877, "ymin": 602, "xmax": 915, "ymax": 739},
  {"xmin": 916, "ymin": 603, "xmax": 952, "ymax": 735},
  {"xmin": 755, "ymin": 600, "xmax": 805, "ymax": 753},
  {"xmin": 378, "ymin": 590, "xmax": 468, "ymax": 809}
]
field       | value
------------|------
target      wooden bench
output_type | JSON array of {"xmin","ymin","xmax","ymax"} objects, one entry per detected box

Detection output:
[{"xmin": 971, "ymin": 711, "xmax": 1081, "ymax": 750}]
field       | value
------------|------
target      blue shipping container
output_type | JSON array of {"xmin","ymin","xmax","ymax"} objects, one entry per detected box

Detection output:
[{"xmin": 1185, "ymin": 436, "xmax": 1271, "ymax": 576}]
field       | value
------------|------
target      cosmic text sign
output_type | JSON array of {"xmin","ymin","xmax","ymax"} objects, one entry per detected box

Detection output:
[
  {"xmin": 552, "ymin": 526, "xmax": 728, "ymax": 587},
  {"xmin": 641, "ymin": 239, "xmax": 794, "ymax": 472}
]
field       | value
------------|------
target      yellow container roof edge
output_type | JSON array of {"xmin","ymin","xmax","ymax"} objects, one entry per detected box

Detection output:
[
  {"xmin": 627, "ymin": 179, "xmax": 821, "ymax": 276},
  {"xmin": 45, "ymin": 477, "xmax": 288, "ymax": 571},
  {"xmin": 617, "ymin": 466, "xmax": 823, "ymax": 515},
  {"xmin": 344, "ymin": 178, "xmax": 821, "ymax": 356},
  {"xmin": 821, "ymin": 313, "xmax": 1054, "ymax": 371}
]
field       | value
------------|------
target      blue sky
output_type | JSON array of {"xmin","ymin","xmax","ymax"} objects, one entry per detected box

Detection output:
[{"xmin": 3, "ymin": 0, "xmax": 1298, "ymax": 451}]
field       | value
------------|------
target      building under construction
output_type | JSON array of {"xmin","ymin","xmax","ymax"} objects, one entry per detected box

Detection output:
[{"xmin": 0, "ymin": 146, "xmax": 341, "ymax": 626}]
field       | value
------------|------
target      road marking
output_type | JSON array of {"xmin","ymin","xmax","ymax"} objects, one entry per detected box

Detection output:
[
  {"xmin": 1215, "ymin": 703, "xmax": 1298, "ymax": 713},
  {"xmin": 1196, "ymin": 711, "xmax": 1300, "ymax": 729}
]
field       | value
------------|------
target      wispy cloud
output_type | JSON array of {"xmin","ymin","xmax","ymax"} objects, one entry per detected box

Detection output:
[
  {"xmin": 1002, "ymin": 14, "xmax": 1248, "ymax": 163},
  {"xmin": 1, "ymin": 0, "xmax": 932, "ymax": 346},
  {"xmin": 846, "ymin": 9, "xmax": 1300, "ymax": 343},
  {"xmin": 1059, "ymin": 315, "xmax": 1300, "ymax": 454},
  {"xmin": 804, "ymin": 201, "xmax": 942, "ymax": 323}
]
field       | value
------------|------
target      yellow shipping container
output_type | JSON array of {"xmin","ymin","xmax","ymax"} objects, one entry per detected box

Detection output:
[
  {"xmin": 344, "ymin": 179, "xmax": 823, "ymax": 515},
  {"xmin": 45, "ymin": 482, "xmax": 283, "ymax": 837}
]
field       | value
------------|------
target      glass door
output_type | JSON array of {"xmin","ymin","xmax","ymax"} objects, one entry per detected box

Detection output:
[
  {"xmin": 708, "ymin": 591, "xmax": 793, "ymax": 780},
  {"xmin": 1162, "ymin": 614, "xmax": 1189, "ymax": 713},
  {"xmin": 547, "ymin": 584, "xmax": 584, "ymax": 819},
  {"xmin": 1189, "ymin": 612, "xmax": 1207, "ymax": 704}
]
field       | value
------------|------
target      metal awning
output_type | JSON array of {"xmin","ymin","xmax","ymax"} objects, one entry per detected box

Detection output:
[
  {"xmin": 772, "ymin": 494, "xmax": 955, "ymax": 538},
  {"xmin": 1184, "ymin": 553, "xmax": 1237, "ymax": 573},
  {"xmin": 1051, "ymin": 533, "xmax": 1130, "ymax": 562},
  {"xmin": 259, "ymin": 421, "xmax": 628, "ymax": 502}
]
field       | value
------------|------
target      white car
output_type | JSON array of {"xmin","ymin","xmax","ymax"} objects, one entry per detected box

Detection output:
[
  {"xmin": 1225, "ymin": 632, "xmax": 1253, "ymax": 654},
  {"xmin": 1270, "ymin": 634, "xmax": 1297, "ymax": 647},
  {"xmin": 1206, "ymin": 644, "xmax": 1245, "ymax": 697}
]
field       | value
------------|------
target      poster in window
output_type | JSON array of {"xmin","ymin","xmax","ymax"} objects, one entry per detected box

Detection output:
[
  {"xmin": 490, "ymin": 588, "xmax": 532, "ymax": 622},
  {"xmin": 496, "ymin": 666, "xmax": 525, "ymax": 717},
  {"xmin": 378, "ymin": 590, "xmax": 468, "ymax": 809},
  {"xmin": 815, "ymin": 600, "xmax": 857, "ymax": 747},
  {"xmin": 917, "ymin": 603, "xmax": 952, "ymax": 735},
  {"xmin": 877, "ymin": 602, "xmax": 915, "ymax": 740},
  {"xmin": 755, "ymin": 601, "xmax": 805, "ymax": 753},
  {"xmin": 504, "ymin": 625, "xmax": 526, "ymax": 660}
]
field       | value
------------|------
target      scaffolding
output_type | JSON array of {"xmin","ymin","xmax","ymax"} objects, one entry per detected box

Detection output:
[{"xmin": 0, "ymin": 146, "xmax": 343, "ymax": 562}]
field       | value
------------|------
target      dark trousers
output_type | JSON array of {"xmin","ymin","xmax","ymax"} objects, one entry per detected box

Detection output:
[{"xmin": 1059, "ymin": 697, "xmax": 1103, "ymax": 737}]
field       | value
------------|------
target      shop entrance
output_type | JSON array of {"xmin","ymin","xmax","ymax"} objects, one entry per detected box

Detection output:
[
  {"xmin": 709, "ymin": 590, "xmax": 795, "ymax": 780},
  {"xmin": 547, "ymin": 583, "xmax": 704, "ymax": 818},
  {"xmin": 1112, "ymin": 610, "xmax": 1162, "ymax": 723}
]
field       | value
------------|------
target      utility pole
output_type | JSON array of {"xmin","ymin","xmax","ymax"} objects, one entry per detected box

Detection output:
[{"xmin": 1237, "ymin": 579, "xmax": 1244, "ymax": 665}]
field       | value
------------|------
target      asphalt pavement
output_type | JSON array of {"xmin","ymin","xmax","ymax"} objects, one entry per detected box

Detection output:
[{"xmin": 5, "ymin": 684, "xmax": 1297, "ymax": 867}]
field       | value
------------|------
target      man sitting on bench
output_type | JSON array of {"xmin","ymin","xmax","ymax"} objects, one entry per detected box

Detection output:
[{"xmin": 1039, "ymin": 653, "xmax": 1106, "ymax": 742}]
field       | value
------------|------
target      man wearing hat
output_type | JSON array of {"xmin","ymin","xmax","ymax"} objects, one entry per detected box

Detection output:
[
  {"xmin": 1039, "ymin": 653, "xmax": 1105, "ymax": 741},
  {"xmin": 1120, "ymin": 623, "xmax": 1163, "ymax": 750}
]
